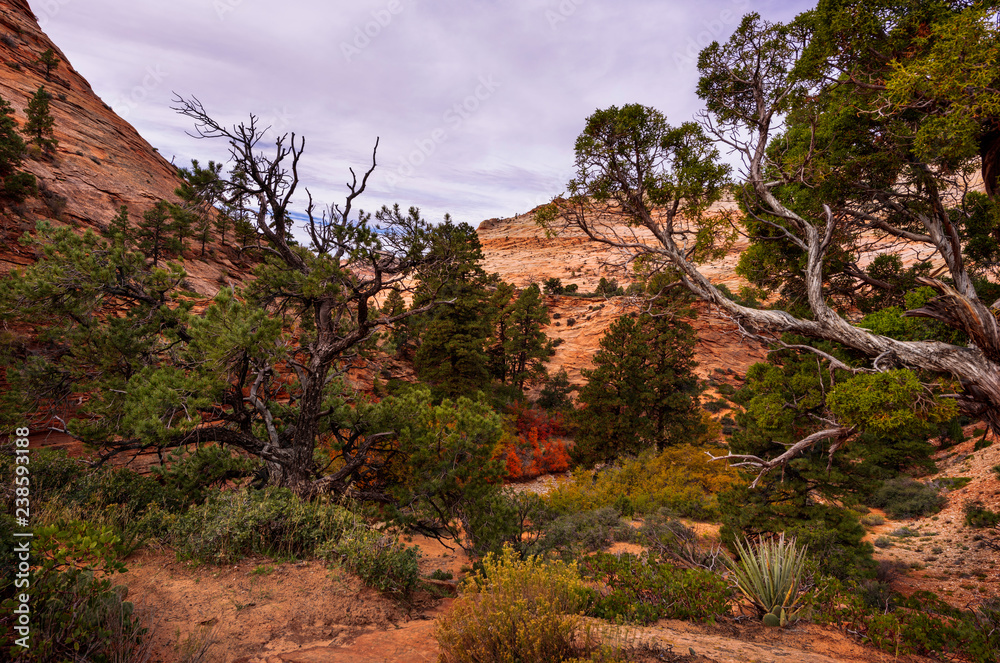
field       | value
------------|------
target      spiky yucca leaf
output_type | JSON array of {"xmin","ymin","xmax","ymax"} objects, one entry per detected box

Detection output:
[{"xmin": 725, "ymin": 533, "xmax": 807, "ymax": 619}]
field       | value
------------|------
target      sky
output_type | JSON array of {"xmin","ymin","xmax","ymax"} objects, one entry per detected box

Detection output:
[{"xmin": 35, "ymin": 0, "xmax": 811, "ymax": 228}]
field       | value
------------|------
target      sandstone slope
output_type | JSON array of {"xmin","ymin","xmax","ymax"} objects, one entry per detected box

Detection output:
[
  {"xmin": 476, "ymin": 207, "xmax": 769, "ymax": 387},
  {"xmin": 0, "ymin": 0, "xmax": 243, "ymax": 295}
]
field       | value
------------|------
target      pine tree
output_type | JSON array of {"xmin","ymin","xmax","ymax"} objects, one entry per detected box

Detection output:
[
  {"xmin": 103, "ymin": 205, "xmax": 131, "ymax": 246},
  {"xmin": 135, "ymin": 201, "xmax": 178, "ymax": 266},
  {"xmin": 411, "ymin": 221, "xmax": 495, "ymax": 399},
  {"xmin": 502, "ymin": 284, "xmax": 554, "ymax": 391},
  {"xmin": 23, "ymin": 86, "xmax": 57, "ymax": 153},
  {"xmin": 214, "ymin": 209, "xmax": 231, "ymax": 247},
  {"xmin": 0, "ymin": 95, "xmax": 35, "ymax": 203},
  {"xmin": 176, "ymin": 159, "xmax": 225, "ymax": 255},
  {"xmin": 37, "ymin": 49, "xmax": 60, "ymax": 80},
  {"xmin": 414, "ymin": 278, "xmax": 493, "ymax": 399},
  {"xmin": 168, "ymin": 204, "xmax": 194, "ymax": 253},
  {"xmin": 573, "ymin": 311, "xmax": 702, "ymax": 465}
]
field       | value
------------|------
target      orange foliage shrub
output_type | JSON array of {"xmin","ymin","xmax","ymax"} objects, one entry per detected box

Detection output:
[{"xmin": 496, "ymin": 404, "xmax": 571, "ymax": 481}]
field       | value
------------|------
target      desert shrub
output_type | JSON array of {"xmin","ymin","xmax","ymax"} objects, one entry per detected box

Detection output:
[
  {"xmin": 868, "ymin": 478, "xmax": 946, "ymax": 519},
  {"xmin": 0, "ymin": 447, "xmax": 85, "ymax": 509},
  {"xmin": 702, "ymin": 399, "xmax": 727, "ymax": 413},
  {"xmin": 325, "ymin": 528, "xmax": 420, "ymax": 597},
  {"xmin": 934, "ymin": 476, "xmax": 972, "ymax": 491},
  {"xmin": 889, "ymin": 526, "xmax": 920, "ymax": 537},
  {"xmin": 1, "ymin": 170, "xmax": 36, "ymax": 203},
  {"xmin": 807, "ymin": 581, "xmax": 1000, "ymax": 662},
  {"xmin": 964, "ymin": 500, "xmax": 1000, "ymax": 528},
  {"xmin": 545, "ymin": 442, "xmax": 736, "ymax": 520},
  {"xmin": 874, "ymin": 536, "xmax": 892, "ymax": 548},
  {"xmin": 75, "ymin": 466, "xmax": 174, "ymax": 519},
  {"xmin": 0, "ymin": 521, "xmax": 150, "ymax": 662},
  {"xmin": 169, "ymin": 487, "xmax": 353, "ymax": 563},
  {"xmin": 581, "ymin": 552, "xmax": 731, "ymax": 624},
  {"xmin": 717, "ymin": 383, "xmax": 736, "ymax": 396},
  {"xmin": 860, "ymin": 513, "xmax": 885, "ymax": 527},
  {"xmin": 435, "ymin": 546, "xmax": 621, "ymax": 663},
  {"xmin": 725, "ymin": 534, "xmax": 808, "ymax": 626},
  {"xmin": 639, "ymin": 509, "xmax": 725, "ymax": 571},
  {"xmin": 533, "ymin": 506, "xmax": 633, "ymax": 560}
]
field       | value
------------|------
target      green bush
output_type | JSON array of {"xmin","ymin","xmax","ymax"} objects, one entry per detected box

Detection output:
[
  {"xmin": 860, "ymin": 513, "xmax": 885, "ymax": 527},
  {"xmin": 869, "ymin": 478, "xmax": 946, "ymax": 519},
  {"xmin": 326, "ymin": 528, "xmax": 420, "ymax": 597},
  {"xmin": 639, "ymin": 509, "xmax": 724, "ymax": 570},
  {"xmin": 152, "ymin": 444, "xmax": 261, "ymax": 506},
  {"xmin": 435, "ymin": 546, "xmax": 621, "ymax": 663},
  {"xmin": 0, "ymin": 448, "xmax": 85, "ymax": 509},
  {"xmin": 964, "ymin": 500, "xmax": 1000, "ymax": 528},
  {"xmin": 582, "ymin": 552, "xmax": 731, "ymax": 624},
  {"xmin": 807, "ymin": 581, "xmax": 1000, "ymax": 662},
  {"xmin": 720, "ymin": 486, "xmax": 876, "ymax": 581},
  {"xmin": 533, "ymin": 507, "xmax": 633, "ymax": 560},
  {"xmin": 169, "ymin": 487, "xmax": 353, "ymax": 563},
  {"xmin": 0, "ymin": 521, "xmax": 149, "ymax": 662}
]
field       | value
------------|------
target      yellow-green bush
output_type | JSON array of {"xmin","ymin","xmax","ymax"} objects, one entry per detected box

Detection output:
[
  {"xmin": 545, "ymin": 441, "xmax": 737, "ymax": 519},
  {"xmin": 435, "ymin": 546, "xmax": 623, "ymax": 663}
]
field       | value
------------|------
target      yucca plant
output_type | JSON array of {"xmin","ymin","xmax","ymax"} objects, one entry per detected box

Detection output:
[{"xmin": 725, "ymin": 533, "xmax": 808, "ymax": 627}]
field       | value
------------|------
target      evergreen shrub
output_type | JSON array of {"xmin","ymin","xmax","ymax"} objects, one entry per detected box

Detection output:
[
  {"xmin": 169, "ymin": 488, "xmax": 354, "ymax": 563},
  {"xmin": 868, "ymin": 478, "xmax": 946, "ymax": 519},
  {"xmin": 582, "ymin": 552, "xmax": 731, "ymax": 624}
]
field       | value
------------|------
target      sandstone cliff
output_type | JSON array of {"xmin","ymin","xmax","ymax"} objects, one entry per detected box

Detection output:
[
  {"xmin": 0, "ymin": 0, "xmax": 243, "ymax": 295},
  {"xmin": 476, "ymin": 208, "xmax": 769, "ymax": 387}
]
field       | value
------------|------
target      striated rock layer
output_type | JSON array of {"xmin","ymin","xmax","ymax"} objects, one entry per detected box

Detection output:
[
  {"xmin": 0, "ymin": 0, "xmax": 251, "ymax": 295},
  {"xmin": 0, "ymin": 0, "xmax": 181, "ymax": 225},
  {"xmin": 476, "ymin": 208, "xmax": 769, "ymax": 386}
]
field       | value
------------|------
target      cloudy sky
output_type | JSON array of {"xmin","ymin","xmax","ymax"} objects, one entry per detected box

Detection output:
[{"xmin": 36, "ymin": 0, "xmax": 810, "ymax": 227}]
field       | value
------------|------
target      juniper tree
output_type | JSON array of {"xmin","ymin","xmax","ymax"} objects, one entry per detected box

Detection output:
[{"xmin": 543, "ymin": 2, "xmax": 1000, "ymax": 478}]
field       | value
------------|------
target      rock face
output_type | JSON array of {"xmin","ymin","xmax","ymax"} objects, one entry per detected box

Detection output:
[
  {"xmin": 0, "ymin": 0, "xmax": 182, "ymax": 228},
  {"xmin": 0, "ymin": 0, "xmax": 250, "ymax": 295},
  {"xmin": 476, "ymin": 209, "xmax": 769, "ymax": 387}
]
